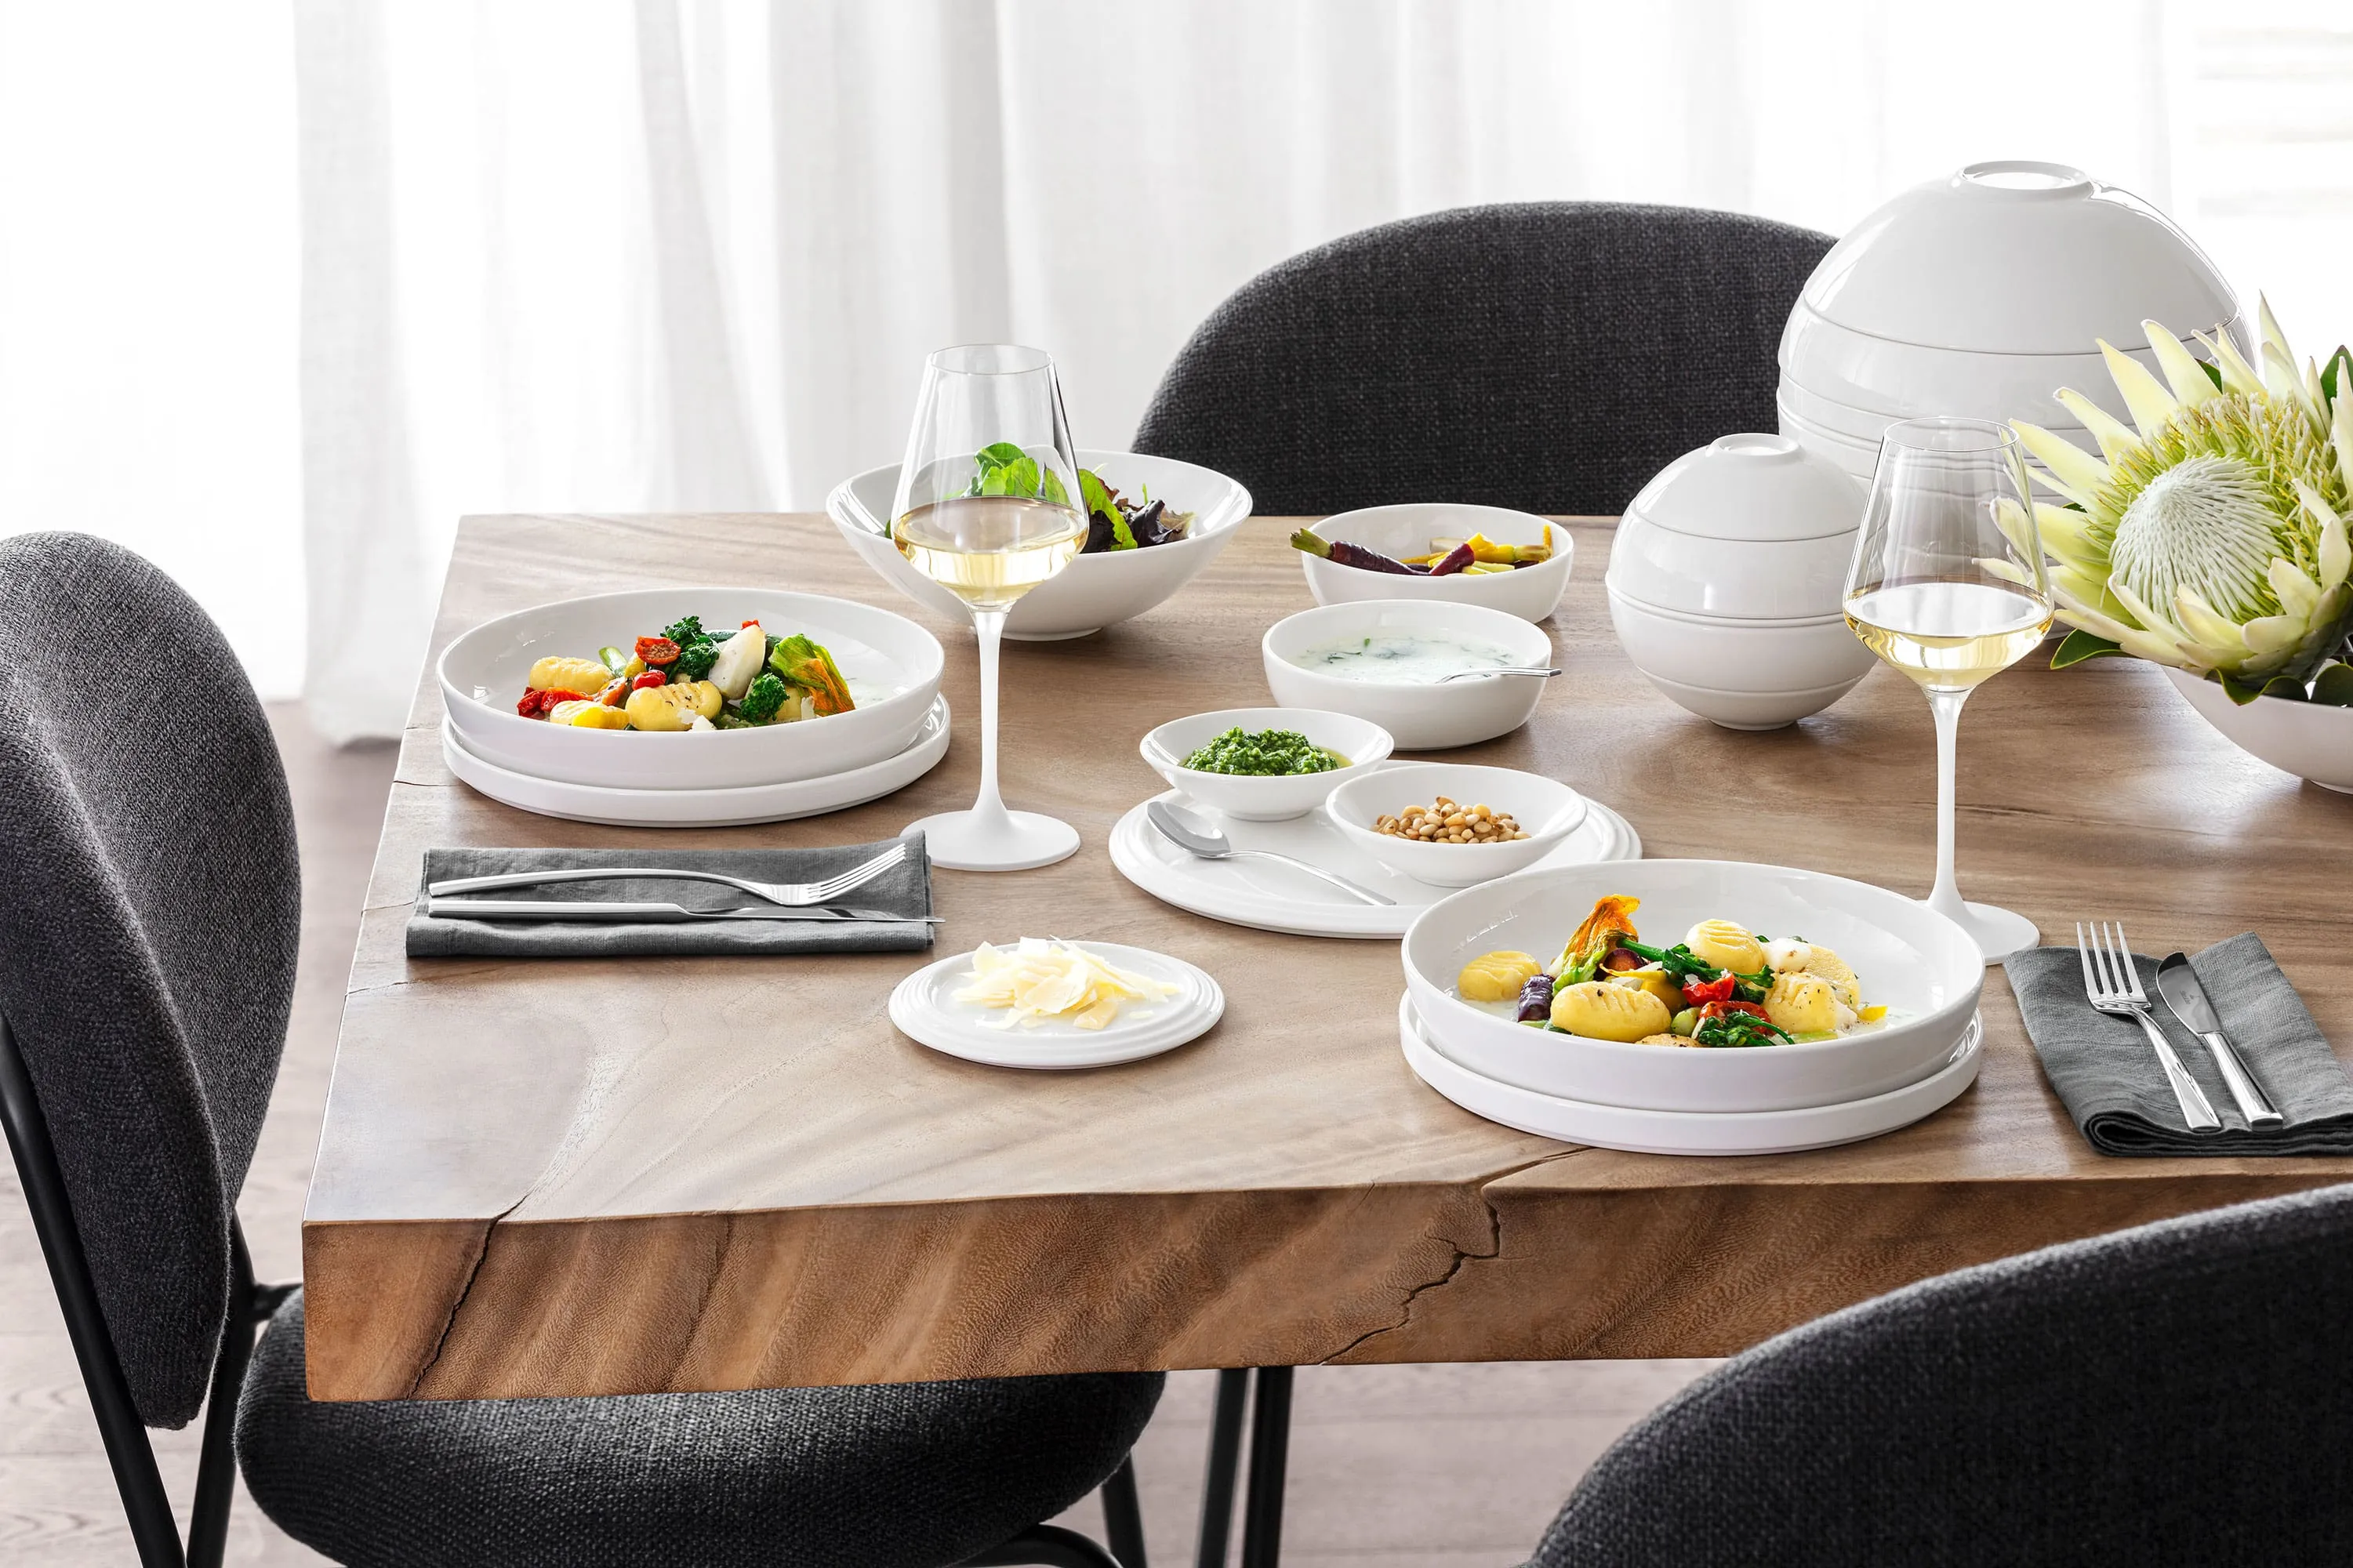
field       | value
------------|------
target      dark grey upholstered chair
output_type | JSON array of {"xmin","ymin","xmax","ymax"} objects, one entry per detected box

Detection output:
[
  {"xmin": 0, "ymin": 532, "xmax": 1160, "ymax": 1568},
  {"xmin": 1131, "ymin": 201, "xmax": 1835, "ymax": 517},
  {"xmin": 1527, "ymin": 1182, "xmax": 2353, "ymax": 1567}
]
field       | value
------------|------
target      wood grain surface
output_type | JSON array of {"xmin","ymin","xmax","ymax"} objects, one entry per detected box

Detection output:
[{"xmin": 303, "ymin": 511, "xmax": 2353, "ymax": 1401}]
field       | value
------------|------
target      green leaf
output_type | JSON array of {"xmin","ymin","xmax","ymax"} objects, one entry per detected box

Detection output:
[
  {"xmin": 1002, "ymin": 456, "xmax": 1040, "ymax": 498},
  {"xmin": 2213, "ymin": 670, "xmax": 2305, "ymax": 705},
  {"xmin": 1077, "ymin": 468, "xmax": 1136, "ymax": 546},
  {"xmin": 2324, "ymin": 347, "xmax": 2352, "ymax": 405},
  {"xmin": 1040, "ymin": 468, "xmax": 1069, "ymax": 506},
  {"xmin": 979, "ymin": 465, "xmax": 1011, "ymax": 496},
  {"xmin": 2050, "ymin": 630, "xmax": 2126, "ymax": 669},
  {"xmin": 975, "ymin": 441, "xmax": 1026, "ymax": 471},
  {"xmin": 2201, "ymin": 358, "xmax": 2226, "ymax": 392},
  {"xmin": 2311, "ymin": 662, "xmax": 2353, "ymax": 706}
]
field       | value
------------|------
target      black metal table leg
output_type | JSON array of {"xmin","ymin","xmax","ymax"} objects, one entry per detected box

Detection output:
[
  {"xmin": 1102, "ymin": 1454, "xmax": 1147, "ymax": 1567},
  {"xmin": 1195, "ymin": 1368, "xmax": 1251, "ymax": 1567},
  {"xmin": 1239, "ymin": 1367, "xmax": 1293, "ymax": 1568}
]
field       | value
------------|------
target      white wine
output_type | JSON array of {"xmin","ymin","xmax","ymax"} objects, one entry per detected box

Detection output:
[
  {"xmin": 1845, "ymin": 581, "xmax": 2053, "ymax": 692},
  {"xmin": 895, "ymin": 496, "xmax": 1087, "ymax": 612}
]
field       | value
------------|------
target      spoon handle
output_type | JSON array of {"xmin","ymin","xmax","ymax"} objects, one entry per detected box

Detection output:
[
  {"xmin": 1230, "ymin": 848, "xmax": 1396, "ymax": 906},
  {"xmin": 1437, "ymin": 666, "xmax": 1563, "ymax": 683}
]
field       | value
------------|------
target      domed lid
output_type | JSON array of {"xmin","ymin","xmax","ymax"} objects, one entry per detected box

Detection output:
[
  {"xmin": 1802, "ymin": 162, "xmax": 2238, "ymax": 354},
  {"xmin": 1626, "ymin": 434, "xmax": 1865, "ymax": 543}
]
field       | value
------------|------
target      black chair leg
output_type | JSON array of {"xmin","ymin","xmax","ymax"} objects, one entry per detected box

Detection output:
[
  {"xmin": 961, "ymin": 1521, "xmax": 1124, "ymax": 1566},
  {"xmin": 1239, "ymin": 1367, "xmax": 1293, "ymax": 1568},
  {"xmin": 1102, "ymin": 1455, "xmax": 1148, "ymax": 1568},
  {"xmin": 1195, "ymin": 1368, "xmax": 1251, "ymax": 1568},
  {"xmin": 187, "ymin": 1224, "xmax": 260, "ymax": 1568}
]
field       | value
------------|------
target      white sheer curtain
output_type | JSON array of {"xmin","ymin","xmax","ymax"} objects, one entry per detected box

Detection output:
[{"xmin": 3, "ymin": 1, "xmax": 2340, "ymax": 737}]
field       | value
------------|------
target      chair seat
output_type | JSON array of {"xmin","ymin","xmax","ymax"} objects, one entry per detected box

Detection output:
[{"xmin": 237, "ymin": 1294, "xmax": 1162, "ymax": 1568}]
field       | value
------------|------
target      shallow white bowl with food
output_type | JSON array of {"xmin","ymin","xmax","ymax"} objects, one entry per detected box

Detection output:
[
  {"xmin": 1607, "ymin": 586, "xmax": 1873, "ymax": 729},
  {"xmin": 1400, "ymin": 859, "xmax": 1984, "ymax": 1113},
  {"xmin": 2162, "ymin": 666, "xmax": 2353, "ymax": 793},
  {"xmin": 1296, "ymin": 503, "xmax": 1572, "ymax": 622},
  {"xmin": 1138, "ymin": 707, "xmax": 1395, "ymax": 822},
  {"xmin": 826, "ymin": 449, "xmax": 1252, "ymax": 641},
  {"xmin": 1325, "ymin": 764, "xmax": 1587, "ymax": 887},
  {"xmin": 440, "ymin": 588, "xmax": 943, "ymax": 790},
  {"xmin": 1262, "ymin": 600, "xmax": 1554, "ymax": 750}
]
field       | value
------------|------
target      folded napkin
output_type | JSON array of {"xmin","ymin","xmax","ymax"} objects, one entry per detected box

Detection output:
[
  {"xmin": 2006, "ymin": 931, "xmax": 2353, "ymax": 1156},
  {"xmin": 406, "ymin": 834, "xmax": 934, "ymax": 959}
]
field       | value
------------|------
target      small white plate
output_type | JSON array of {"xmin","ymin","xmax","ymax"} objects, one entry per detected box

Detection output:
[
  {"xmin": 1109, "ymin": 784, "xmax": 1640, "ymax": 939},
  {"xmin": 1400, "ymin": 993, "xmax": 1982, "ymax": 1156},
  {"xmin": 891, "ymin": 942, "xmax": 1225, "ymax": 1069},
  {"xmin": 442, "ymin": 696, "xmax": 950, "ymax": 827}
]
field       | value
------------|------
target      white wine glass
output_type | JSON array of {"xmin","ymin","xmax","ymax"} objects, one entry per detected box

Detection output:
[
  {"xmin": 885, "ymin": 344, "xmax": 1088, "ymax": 871},
  {"xmin": 1843, "ymin": 417, "xmax": 2054, "ymax": 964}
]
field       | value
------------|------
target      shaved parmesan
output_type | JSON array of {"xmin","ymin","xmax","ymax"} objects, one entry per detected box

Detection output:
[{"xmin": 952, "ymin": 938, "xmax": 1179, "ymax": 1030}]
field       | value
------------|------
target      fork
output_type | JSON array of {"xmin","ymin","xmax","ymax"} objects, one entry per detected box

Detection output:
[
  {"xmin": 2075, "ymin": 920, "xmax": 2221, "ymax": 1134},
  {"xmin": 427, "ymin": 840, "xmax": 909, "ymax": 909}
]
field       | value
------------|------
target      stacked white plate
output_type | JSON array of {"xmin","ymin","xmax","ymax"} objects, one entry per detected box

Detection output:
[
  {"xmin": 1778, "ymin": 160, "xmax": 2248, "ymax": 485},
  {"xmin": 1398, "ymin": 859, "xmax": 1986, "ymax": 1154},
  {"xmin": 890, "ymin": 942, "xmax": 1225, "ymax": 1069},
  {"xmin": 437, "ymin": 587, "xmax": 951, "ymax": 827}
]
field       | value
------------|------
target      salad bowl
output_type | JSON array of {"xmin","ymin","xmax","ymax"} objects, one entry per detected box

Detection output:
[
  {"xmin": 439, "ymin": 588, "xmax": 943, "ymax": 791},
  {"xmin": 1138, "ymin": 707, "xmax": 1394, "ymax": 822},
  {"xmin": 1262, "ymin": 600, "xmax": 1554, "ymax": 750},
  {"xmin": 1295, "ymin": 503, "xmax": 1572, "ymax": 622},
  {"xmin": 826, "ymin": 449, "xmax": 1252, "ymax": 641},
  {"xmin": 1400, "ymin": 859, "xmax": 1984, "ymax": 1113}
]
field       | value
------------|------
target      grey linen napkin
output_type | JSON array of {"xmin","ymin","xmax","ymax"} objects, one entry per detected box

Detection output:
[
  {"xmin": 406, "ymin": 833, "xmax": 934, "ymax": 959},
  {"xmin": 2006, "ymin": 931, "xmax": 2353, "ymax": 1156}
]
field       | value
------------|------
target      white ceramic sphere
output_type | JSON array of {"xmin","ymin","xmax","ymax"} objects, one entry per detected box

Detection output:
[
  {"xmin": 1607, "ymin": 514, "xmax": 1860, "ymax": 622},
  {"xmin": 1261, "ymin": 600, "xmax": 1554, "ymax": 751},
  {"xmin": 1608, "ymin": 585, "xmax": 1876, "ymax": 692},
  {"xmin": 1137, "ymin": 707, "xmax": 1396, "ymax": 822},
  {"xmin": 1324, "ymin": 764, "xmax": 1588, "ymax": 888},
  {"xmin": 826, "ymin": 449, "xmax": 1252, "ymax": 641},
  {"xmin": 1295, "ymin": 503, "xmax": 1573, "ymax": 622}
]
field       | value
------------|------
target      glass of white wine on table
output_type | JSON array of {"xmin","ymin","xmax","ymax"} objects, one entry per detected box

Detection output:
[
  {"xmin": 886, "ymin": 343, "xmax": 1088, "ymax": 871},
  {"xmin": 1844, "ymin": 416, "xmax": 2054, "ymax": 964}
]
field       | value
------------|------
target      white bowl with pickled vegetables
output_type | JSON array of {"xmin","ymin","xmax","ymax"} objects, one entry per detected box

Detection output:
[
  {"xmin": 1262, "ymin": 600, "xmax": 1554, "ymax": 750},
  {"xmin": 826, "ymin": 449, "xmax": 1253, "ymax": 641},
  {"xmin": 1138, "ymin": 708, "xmax": 1395, "ymax": 822},
  {"xmin": 1327, "ymin": 764, "xmax": 1586, "ymax": 887},
  {"xmin": 1292, "ymin": 503, "xmax": 1572, "ymax": 623},
  {"xmin": 1400, "ymin": 860, "xmax": 1983, "ymax": 1113},
  {"xmin": 439, "ymin": 589, "xmax": 943, "ymax": 790}
]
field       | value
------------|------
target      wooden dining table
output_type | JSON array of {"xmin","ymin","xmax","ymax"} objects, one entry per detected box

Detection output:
[{"xmin": 307, "ymin": 509, "xmax": 2353, "ymax": 1552}]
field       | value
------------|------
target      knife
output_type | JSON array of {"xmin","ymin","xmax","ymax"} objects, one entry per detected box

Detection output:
[
  {"xmin": 427, "ymin": 898, "xmax": 939, "ymax": 925},
  {"xmin": 2155, "ymin": 952, "xmax": 2283, "ymax": 1127}
]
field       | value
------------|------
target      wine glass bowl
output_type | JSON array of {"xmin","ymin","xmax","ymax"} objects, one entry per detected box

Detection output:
[
  {"xmin": 881, "ymin": 343, "xmax": 1088, "ymax": 871},
  {"xmin": 1844, "ymin": 417, "xmax": 2053, "ymax": 962}
]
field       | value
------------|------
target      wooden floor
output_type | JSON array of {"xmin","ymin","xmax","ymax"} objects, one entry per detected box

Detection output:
[{"xmin": 0, "ymin": 706, "xmax": 1712, "ymax": 1566}]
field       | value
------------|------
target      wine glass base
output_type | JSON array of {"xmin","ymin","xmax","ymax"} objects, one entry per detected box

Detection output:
[
  {"xmin": 908, "ymin": 809, "xmax": 1080, "ymax": 872},
  {"xmin": 1930, "ymin": 899, "xmax": 2042, "ymax": 965}
]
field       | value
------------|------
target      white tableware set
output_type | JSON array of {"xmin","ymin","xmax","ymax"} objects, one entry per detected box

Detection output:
[
  {"xmin": 1607, "ymin": 434, "xmax": 1874, "ymax": 729},
  {"xmin": 1398, "ymin": 859, "xmax": 1988, "ymax": 1154},
  {"xmin": 437, "ymin": 587, "xmax": 951, "ymax": 826}
]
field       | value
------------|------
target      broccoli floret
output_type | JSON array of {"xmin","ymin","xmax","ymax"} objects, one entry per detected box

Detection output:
[
  {"xmin": 672, "ymin": 637, "xmax": 718, "ymax": 681},
  {"xmin": 662, "ymin": 614, "xmax": 706, "ymax": 648},
  {"xmin": 739, "ymin": 671, "xmax": 790, "ymax": 724}
]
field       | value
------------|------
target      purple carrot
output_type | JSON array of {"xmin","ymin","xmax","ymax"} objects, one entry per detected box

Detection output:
[
  {"xmin": 1425, "ymin": 541, "xmax": 1476, "ymax": 576},
  {"xmin": 1288, "ymin": 528, "xmax": 1419, "ymax": 575},
  {"xmin": 1516, "ymin": 973, "xmax": 1554, "ymax": 1024}
]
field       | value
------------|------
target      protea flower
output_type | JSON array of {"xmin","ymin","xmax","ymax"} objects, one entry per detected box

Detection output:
[{"xmin": 2010, "ymin": 298, "xmax": 2353, "ymax": 699}]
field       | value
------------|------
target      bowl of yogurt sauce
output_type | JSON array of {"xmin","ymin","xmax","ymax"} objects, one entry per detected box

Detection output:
[{"xmin": 1262, "ymin": 600, "xmax": 1555, "ymax": 749}]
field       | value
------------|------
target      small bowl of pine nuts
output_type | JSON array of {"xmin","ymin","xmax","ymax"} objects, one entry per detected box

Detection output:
[{"xmin": 1325, "ymin": 763, "xmax": 1589, "ymax": 888}]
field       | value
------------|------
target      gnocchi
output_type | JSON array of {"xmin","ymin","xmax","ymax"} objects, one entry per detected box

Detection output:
[
  {"xmin": 511, "ymin": 612, "xmax": 857, "ymax": 731},
  {"xmin": 1549, "ymin": 981, "xmax": 1672, "ymax": 1043},
  {"xmin": 1458, "ymin": 950, "xmax": 1541, "ymax": 1003}
]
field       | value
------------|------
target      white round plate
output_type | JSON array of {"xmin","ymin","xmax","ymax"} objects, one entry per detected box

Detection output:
[
  {"xmin": 1401, "ymin": 993, "xmax": 1983, "ymax": 1156},
  {"xmin": 1109, "ymin": 784, "xmax": 1640, "ymax": 939},
  {"xmin": 442, "ymin": 695, "xmax": 950, "ymax": 827},
  {"xmin": 891, "ymin": 942, "xmax": 1225, "ymax": 1069}
]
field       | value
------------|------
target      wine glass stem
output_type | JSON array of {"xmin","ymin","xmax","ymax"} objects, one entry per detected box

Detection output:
[
  {"xmin": 968, "ymin": 608, "xmax": 1014, "ymax": 828},
  {"xmin": 1926, "ymin": 686, "xmax": 1969, "ymax": 921}
]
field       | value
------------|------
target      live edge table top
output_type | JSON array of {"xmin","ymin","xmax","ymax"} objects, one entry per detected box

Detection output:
[{"xmin": 301, "ymin": 511, "xmax": 2353, "ymax": 1402}]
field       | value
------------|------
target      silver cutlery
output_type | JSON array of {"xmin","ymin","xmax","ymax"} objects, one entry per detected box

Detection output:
[
  {"xmin": 1145, "ymin": 799, "xmax": 1394, "ymax": 906},
  {"xmin": 427, "ymin": 898, "xmax": 937, "ymax": 924},
  {"xmin": 427, "ymin": 841, "xmax": 908, "ymax": 908},
  {"xmin": 1436, "ymin": 666, "xmax": 1563, "ymax": 682},
  {"xmin": 2155, "ymin": 951, "xmax": 2282, "ymax": 1128},
  {"xmin": 2075, "ymin": 920, "xmax": 2220, "ymax": 1134}
]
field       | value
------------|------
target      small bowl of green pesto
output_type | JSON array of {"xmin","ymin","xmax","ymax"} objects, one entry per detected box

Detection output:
[{"xmin": 1140, "ymin": 707, "xmax": 1394, "ymax": 821}]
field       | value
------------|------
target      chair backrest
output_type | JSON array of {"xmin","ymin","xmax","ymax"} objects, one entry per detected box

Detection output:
[
  {"xmin": 0, "ymin": 533, "xmax": 300, "ymax": 1428},
  {"xmin": 1530, "ymin": 1182, "xmax": 2353, "ymax": 1566},
  {"xmin": 1131, "ymin": 201, "xmax": 1833, "ymax": 517}
]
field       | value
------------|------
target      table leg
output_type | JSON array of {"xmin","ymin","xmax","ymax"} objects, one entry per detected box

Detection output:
[
  {"xmin": 1195, "ymin": 1369, "xmax": 1251, "ymax": 1568},
  {"xmin": 1240, "ymin": 1367, "xmax": 1294, "ymax": 1568}
]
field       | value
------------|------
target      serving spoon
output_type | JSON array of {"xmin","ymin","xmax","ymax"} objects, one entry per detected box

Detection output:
[
  {"xmin": 1436, "ymin": 666, "xmax": 1563, "ymax": 682},
  {"xmin": 1146, "ymin": 799, "xmax": 1393, "ymax": 906}
]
